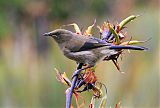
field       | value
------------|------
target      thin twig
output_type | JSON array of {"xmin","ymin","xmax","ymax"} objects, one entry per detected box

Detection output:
[{"xmin": 66, "ymin": 63, "xmax": 83, "ymax": 108}]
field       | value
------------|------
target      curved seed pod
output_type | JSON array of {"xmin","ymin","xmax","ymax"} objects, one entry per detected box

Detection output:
[
  {"xmin": 108, "ymin": 24, "xmax": 120, "ymax": 44},
  {"xmin": 63, "ymin": 23, "xmax": 81, "ymax": 34},
  {"xmin": 119, "ymin": 15, "xmax": 139, "ymax": 30},
  {"xmin": 120, "ymin": 37, "xmax": 151, "ymax": 45},
  {"xmin": 120, "ymin": 40, "xmax": 145, "ymax": 45},
  {"xmin": 84, "ymin": 19, "xmax": 96, "ymax": 36}
]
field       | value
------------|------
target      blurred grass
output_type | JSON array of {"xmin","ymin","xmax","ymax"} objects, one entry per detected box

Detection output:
[{"xmin": 0, "ymin": 0, "xmax": 159, "ymax": 108}]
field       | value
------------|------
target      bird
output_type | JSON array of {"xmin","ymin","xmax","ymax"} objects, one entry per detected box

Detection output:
[{"xmin": 43, "ymin": 29, "xmax": 147, "ymax": 68}]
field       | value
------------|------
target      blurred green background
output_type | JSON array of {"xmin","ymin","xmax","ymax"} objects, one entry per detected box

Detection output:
[{"xmin": 0, "ymin": 0, "xmax": 159, "ymax": 108}]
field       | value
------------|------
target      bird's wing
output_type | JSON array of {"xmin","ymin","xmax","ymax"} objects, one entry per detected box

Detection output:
[
  {"xmin": 73, "ymin": 37, "xmax": 110, "ymax": 52},
  {"xmin": 109, "ymin": 45, "xmax": 148, "ymax": 50},
  {"xmin": 69, "ymin": 35, "xmax": 147, "ymax": 52}
]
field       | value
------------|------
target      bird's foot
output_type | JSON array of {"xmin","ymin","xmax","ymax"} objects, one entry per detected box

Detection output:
[
  {"xmin": 72, "ymin": 69, "xmax": 82, "ymax": 79},
  {"xmin": 72, "ymin": 66, "xmax": 93, "ymax": 79}
]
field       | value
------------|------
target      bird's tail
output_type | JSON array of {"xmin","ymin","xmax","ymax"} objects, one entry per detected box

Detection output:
[{"xmin": 109, "ymin": 45, "xmax": 148, "ymax": 50}]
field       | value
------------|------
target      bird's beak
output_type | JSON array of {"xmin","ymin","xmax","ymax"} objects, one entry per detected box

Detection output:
[{"xmin": 43, "ymin": 32, "xmax": 51, "ymax": 36}]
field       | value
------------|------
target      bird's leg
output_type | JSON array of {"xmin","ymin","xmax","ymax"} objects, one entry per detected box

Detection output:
[
  {"xmin": 75, "ymin": 79, "xmax": 85, "ymax": 89},
  {"xmin": 77, "ymin": 83, "xmax": 94, "ymax": 93},
  {"xmin": 72, "ymin": 65, "xmax": 93, "ymax": 78},
  {"xmin": 77, "ymin": 85, "xmax": 88, "ymax": 93},
  {"xmin": 75, "ymin": 74, "xmax": 85, "ymax": 88},
  {"xmin": 66, "ymin": 63, "xmax": 83, "ymax": 108}
]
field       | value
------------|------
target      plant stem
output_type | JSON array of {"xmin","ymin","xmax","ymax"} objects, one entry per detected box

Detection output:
[{"xmin": 66, "ymin": 63, "xmax": 83, "ymax": 108}]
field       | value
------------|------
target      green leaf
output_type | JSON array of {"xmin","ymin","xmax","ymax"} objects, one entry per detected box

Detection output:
[
  {"xmin": 120, "ymin": 40, "xmax": 145, "ymax": 45},
  {"xmin": 119, "ymin": 15, "xmax": 139, "ymax": 30},
  {"xmin": 109, "ymin": 24, "xmax": 120, "ymax": 44}
]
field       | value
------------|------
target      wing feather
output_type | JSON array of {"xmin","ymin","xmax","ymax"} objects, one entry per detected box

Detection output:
[{"xmin": 73, "ymin": 37, "xmax": 110, "ymax": 52}]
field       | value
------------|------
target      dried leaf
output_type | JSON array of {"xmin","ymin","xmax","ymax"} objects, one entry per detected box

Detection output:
[
  {"xmin": 103, "ymin": 21, "xmax": 108, "ymax": 28},
  {"xmin": 98, "ymin": 95, "xmax": 107, "ymax": 108},
  {"xmin": 92, "ymin": 86, "xmax": 103, "ymax": 98},
  {"xmin": 112, "ymin": 59, "xmax": 121, "ymax": 73},
  {"xmin": 83, "ymin": 70, "xmax": 97, "ymax": 84},
  {"xmin": 74, "ymin": 91, "xmax": 85, "ymax": 108},
  {"xmin": 62, "ymin": 72, "xmax": 71, "ymax": 86},
  {"xmin": 115, "ymin": 101, "xmax": 122, "ymax": 108},
  {"xmin": 89, "ymin": 96, "xmax": 96, "ymax": 108},
  {"xmin": 54, "ymin": 68, "xmax": 71, "ymax": 86},
  {"xmin": 63, "ymin": 23, "xmax": 81, "ymax": 34},
  {"xmin": 118, "ymin": 32, "xmax": 125, "ymax": 39},
  {"xmin": 97, "ymin": 26, "xmax": 103, "ymax": 33},
  {"xmin": 84, "ymin": 19, "xmax": 96, "ymax": 36}
]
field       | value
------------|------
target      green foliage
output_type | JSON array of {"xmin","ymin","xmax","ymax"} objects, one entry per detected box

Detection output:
[
  {"xmin": 91, "ymin": 0, "xmax": 109, "ymax": 15},
  {"xmin": 119, "ymin": 15, "xmax": 139, "ymax": 30},
  {"xmin": 0, "ymin": 0, "xmax": 25, "ymax": 9},
  {"xmin": 0, "ymin": 12, "xmax": 9, "ymax": 39},
  {"xmin": 50, "ymin": 0, "xmax": 70, "ymax": 20}
]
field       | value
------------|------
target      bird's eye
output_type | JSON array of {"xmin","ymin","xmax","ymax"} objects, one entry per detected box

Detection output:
[
  {"xmin": 51, "ymin": 32, "xmax": 60, "ymax": 36},
  {"xmin": 54, "ymin": 32, "xmax": 60, "ymax": 36}
]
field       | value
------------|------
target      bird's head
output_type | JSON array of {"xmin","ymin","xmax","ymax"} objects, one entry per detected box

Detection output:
[{"xmin": 43, "ymin": 29, "xmax": 73, "ymax": 44}]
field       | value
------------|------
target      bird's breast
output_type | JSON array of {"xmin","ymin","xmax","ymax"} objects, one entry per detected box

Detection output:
[
  {"xmin": 62, "ymin": 47, "xmax": 117, "ymax": 66},
  {"xmin": 63, "ymin": 49, "xmax": 96, "ymax": 64}
]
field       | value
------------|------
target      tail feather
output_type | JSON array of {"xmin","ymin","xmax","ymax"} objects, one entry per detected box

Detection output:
[{"xmin": 109, "ymin": 45, "xmax": 148, "ymax": 50}]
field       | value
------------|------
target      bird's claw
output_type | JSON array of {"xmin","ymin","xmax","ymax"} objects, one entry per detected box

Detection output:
[
  {"xmin": 72, "ymin": 65, "xmax": 92, "ymax": 79},
  {"xmin": 72, "ymin": 69, "xmax": 82, "ymax": 79}
]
